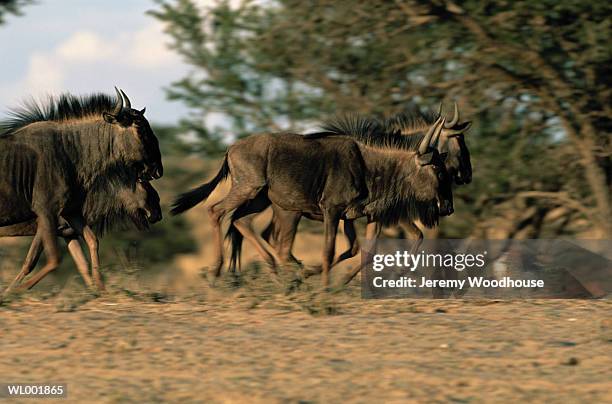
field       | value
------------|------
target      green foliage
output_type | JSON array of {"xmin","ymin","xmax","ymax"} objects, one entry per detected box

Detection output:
[
  {"xmin": 152, "ymin": 124, "xmax": 197, "ymax": 155},
  {"xmin": 0, "ymin": 0, "xmax": 31, "ymax": 24}
]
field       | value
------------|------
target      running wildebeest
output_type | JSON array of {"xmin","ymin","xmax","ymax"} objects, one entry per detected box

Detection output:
[
  {"xmin": 0, "ymin": 179, "xmax": 162, "ymax": 293},
  {"xmin": 260, "ymin": 103, "xmax": 472, "ymax": 272},
  {"xmin": 0, "ymin": 88, "xmax": 163, "ymax": 292},
  {"xmin": 171, "ymin": 116, "xmax": 453, "ymax": 287}
]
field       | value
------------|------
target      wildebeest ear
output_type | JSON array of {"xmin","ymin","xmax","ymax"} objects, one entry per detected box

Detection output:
[
  {"xmin": 139, "ymin": 107, "xmax": 146, "ymax": 114},
  {"xmin": 103, "ymin": 112, "xmax": 117, "ymax": 124},
  {"xmin": 448, "ymin": 121, "xmax": 472, "ymax": 135},
  {"xmin": 417, "ymin": 151, "xmax": 434, "ymax": 166}
]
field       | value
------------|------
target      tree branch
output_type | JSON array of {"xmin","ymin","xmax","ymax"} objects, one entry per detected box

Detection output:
[{"xmin": 516, "ymin": 191, "xmax": 593, "ymax": 219}]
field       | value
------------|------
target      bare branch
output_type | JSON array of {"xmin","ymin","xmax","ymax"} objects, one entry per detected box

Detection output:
[{"xmin": 516, "ymin": 191, "xmax": 593, "ymax": 219}]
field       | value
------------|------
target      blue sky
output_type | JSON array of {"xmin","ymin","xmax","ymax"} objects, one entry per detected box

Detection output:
[{"xmin": 0, "ymin": 0, "xmax": 192, "ymax": 124}]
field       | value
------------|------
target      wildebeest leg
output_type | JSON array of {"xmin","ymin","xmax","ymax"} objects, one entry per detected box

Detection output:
[
  {"xmin": 18, "ymin": 216, "xmax": 61, "ymax": 290},
  {"xmin": 82, "ymin": 226, "xmax": 103, "ymax": 291},
  {"xmin": 208, "ymin": 188, "xmax": 264, "ymax": 277},
  {"xmin": 321, "ymin": 209, "xmax": 341, "ymax": 288},
  {"xmin": 305, "ymin": 219, "xmax": 359, "ymax": 278},
  {"xmin": 261, "ymin": 208, "xmax": 302, "ymax": 266},
  {"xmin": 2, "ymin": 234, "xmax": 43, "ymax": 296},
  {"xmin": 341, "ymin": 221, "xmax": 382, "ymax": 286},
  {"xmin": 207, "ymin": 199, "xmax": 226, "ymax": 277},
  {"xmin": 231, "ymin": 192, "xmax": 280, "ymax": 271},
  {"xmin": 332, "ymin": 219, "xmax": 360, "ymax": 266},
  {"xmin": 233, "ymin": 220, "xmax": 281, "ymax": 282},
  {"xmin": 270, "ymin": 206, "xmax": 302, "ymax": 267},
  {"xmin": 260, "ymin": 218, "xmax": 276, "ymax": 248},
  {"xmin": 63, "ymin": 216, "xmax": 103, "ymax": 291},
  {"xmin": 65, "ymin": 238, "xmax": 95, "ymax": 289},
  {"xmin": 399, "ymin": 220, "xmax": 423, "ymax": 255}
]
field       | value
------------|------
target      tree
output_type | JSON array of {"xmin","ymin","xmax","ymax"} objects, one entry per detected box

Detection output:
[
  {"xmin": 151, "ymin": 0, "xmax": 611, "ymax": 238},
  {"xmin": 0, "ymin": 0, "xmax": 31, "ymax": 24}
]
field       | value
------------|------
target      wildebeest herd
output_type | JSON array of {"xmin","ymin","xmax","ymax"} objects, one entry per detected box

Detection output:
[{"xmin": 0, "ymin": 88, "xmax": 472, "ymax": 295}]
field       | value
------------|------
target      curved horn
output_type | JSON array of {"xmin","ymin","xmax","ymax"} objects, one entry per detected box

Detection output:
[
  {"xmin": 432, "ymin": 118, "xmax": 445, "ymax": 148},
  {"xmin": 112, "ymin": 87, "xmax": 123, "ymax": 115},
  {"xmin": 437, "ymin": 102, "xmax": 443, "ymax": 118},
  {"xmin": 419, "ymin": 117, "xmax": 442, "ymax": 154},
  {"xmin": 120, "ymin": 89, "xmax": 132, "ymax": 110},
  {"xmin": 445, "ymin": 102, "xmax": 459, "ymax": 128}
]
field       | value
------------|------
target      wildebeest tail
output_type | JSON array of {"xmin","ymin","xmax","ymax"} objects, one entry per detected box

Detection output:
[
  {"xmin": 225, "ymin": 201, "xmax": 256, "ymax": 273},
  {"xmin": 226, "ymin": 221, "xmax": 243, "ymax": 273},
  {"xmin": 171, "ymin": 155, "xmax": 230, "ymax": 215}
]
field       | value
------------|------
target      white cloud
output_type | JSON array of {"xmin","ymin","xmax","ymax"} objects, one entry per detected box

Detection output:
[
  {"xmin": 24, "ymin": 52, "xmax": 64, "ymax": 94},
  {"xmin": 125, "ymin": 21, "xmax": 182, "ymax": 68},
  {"xmin": 50, "ymin": 21, "xmax": 179, "ymax": 70},
  {"xmin": 0, "ymin": 1, "xmax": 191, "ymax": 123},
  {"xmin": 193, "ymin": 0, "xmax": 268, "ymax": 9},
  {"xmin": 6, "ymin": 21, "xmax": 184, "ymax": 104},
  {"xmin": 56, "ymin": 31, "xmax": 116, "ymax": 62}
]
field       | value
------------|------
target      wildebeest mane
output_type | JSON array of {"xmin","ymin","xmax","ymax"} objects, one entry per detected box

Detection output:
[
  {"xmin": 383, "ymin": 105, "xmax": 438, "ymax": 135},
  {"xmin": 0, "ymin": 93, "xmax": 118, "ymax": 135},
  {"xmin": 306, "ymin": 112, "xmax": 428, "ymax": 151}
]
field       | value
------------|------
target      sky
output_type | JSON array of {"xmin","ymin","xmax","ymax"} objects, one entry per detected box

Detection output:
[{"xmin": 0, "ymin": 0, "xmax": 192, "ymax": 125}]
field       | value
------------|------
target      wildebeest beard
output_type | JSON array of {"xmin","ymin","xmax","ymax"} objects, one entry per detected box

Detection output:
[
  {"xmin": 81, "ymin": 165, "xmax": 158, "ymax": 235},
  {"xmin": 369, "ymin": 193, "xmax": 440, "ymax": 229}
]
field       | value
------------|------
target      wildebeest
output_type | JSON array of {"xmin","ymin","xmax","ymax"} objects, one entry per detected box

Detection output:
[
  {"xmin": 0, "ymin": 179, "xmax": 162, "ymax": 293},
  {"xmin": 0, "ymin": 88, "xmax": 163, "ymax": 292},
  {"xmin": 387, "ymin": 103, "xmax": 472, "ymax": 185},
  {"xmin": 171, "ymin": 116, "xmax": 453, "ymax": 287},
  {"xmin": 259, "ymin": 103, "xmax": 472, "ymax": 273}
]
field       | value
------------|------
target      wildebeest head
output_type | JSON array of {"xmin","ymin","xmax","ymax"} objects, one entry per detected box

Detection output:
[
  {"xmin": 436, "ymin": 103, "xmax": 472, "ymax": 185},
  {"xmin": 141, "ymin": 180, "xmax": 163, "ymax": 224},
  {"xmin": 102, "ymin": 88, "xmax": 163, "ymax": 180},
  {"xmin": 417, "ymin": 117, "xmax": 454, "ymax": 217},
  {"xmin": 118, "ymin": 180, "xmax": 163, "ymax": 230}
]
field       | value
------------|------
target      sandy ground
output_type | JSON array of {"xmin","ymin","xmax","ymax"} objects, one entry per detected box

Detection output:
[{"xmin": 1, "ymin": 283, "xmax": 611, "ymax": 403}]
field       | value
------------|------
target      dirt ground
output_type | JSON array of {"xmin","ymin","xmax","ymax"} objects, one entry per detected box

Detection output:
[{"xmin": 1, "ymin": 278, "xmax": 611, "ymax": 404}]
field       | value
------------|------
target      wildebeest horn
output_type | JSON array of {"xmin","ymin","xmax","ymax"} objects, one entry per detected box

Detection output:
[
  {"xmin": 437, "ymin": 102, "xmax": 443, "ymax": 118},
  {"xmin": 419, "ymin": 117, "xmax": 443, "ymax": 154},
  {"xmin": 112, "ymin": 87, "xmax": 123, "ymax": 115},
  {"xmin": 445, "ymin": 102, "xmax": 459, "ymax": 128},
  {"xmin": 120, "ymin": 89, "xmax": 131, "ymax": 110},
  {"xmin": 432, "ymin": 118, "xmax": 445, "ymax": 147}
]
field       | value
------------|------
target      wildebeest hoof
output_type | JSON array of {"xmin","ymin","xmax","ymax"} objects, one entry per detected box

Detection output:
[
  {"xmin": 204, "ymin": 272, "xmax": 219, "ymax": 287},
  {"xmin": 93, "ymin": 280, "xmax": 106, "ymax": 293},
  {"xmin": 289, "ymin": 257, "xmax": 304, "ymax": 268},
  {"xmin": 302, "ymin": 265, "xmax": 323, "ymax": 279}
]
